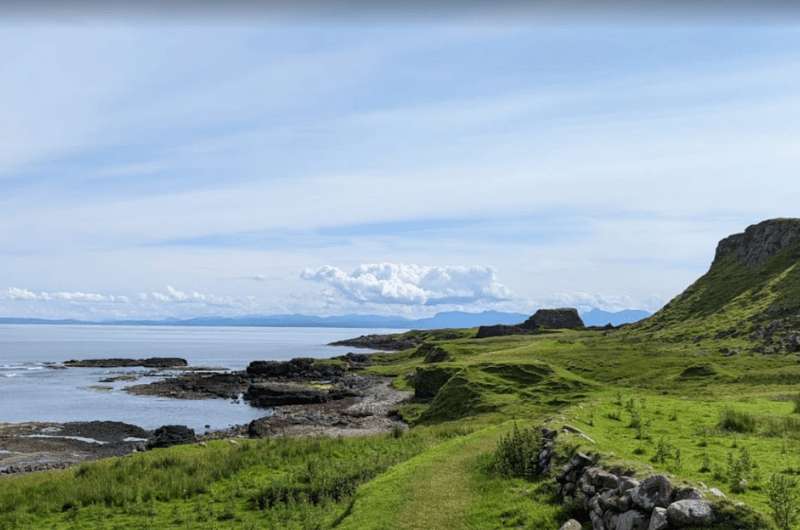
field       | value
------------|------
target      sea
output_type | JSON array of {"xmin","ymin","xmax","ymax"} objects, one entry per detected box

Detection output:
[{"xmin": 0, "ymin": 324, "xmax": 393, "ymax": 433}]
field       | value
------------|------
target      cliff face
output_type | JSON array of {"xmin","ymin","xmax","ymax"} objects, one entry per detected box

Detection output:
[
  {"xmin": 633, "ymin": 219, "xmax": 800, "ymax": 353},
  {"xmin": 714, "ymin": 219, "xmax": 800, "ymax": 268}
]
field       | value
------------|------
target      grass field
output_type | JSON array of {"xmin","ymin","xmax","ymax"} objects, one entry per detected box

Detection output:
[{"xmin": 3, "ymin": 327, "xmax": 800, "ymax": 529}]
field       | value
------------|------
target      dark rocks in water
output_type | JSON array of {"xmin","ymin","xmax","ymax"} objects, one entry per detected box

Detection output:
[
  {"xmin": 148, "ymin": 425, "xmax": 196, "ymax": 449},
  {"xmin": 244, "ymin": 382, "xmax": 356, "ymax": 408},
  {"xmin": 61, "ymin": 421, "xmax": 149, "ymax": 443},
  {"xmin": 522, "ymin": 308, "xmax": 584, "ymax": 330},
  {"xmin": 413, "ymin": 366, "xmax": 459, "ymax": 399},
  {"xmin": 65, "ymin": 357, "xmax": 188, "ymax": 368},
  {"xmin": 246, "ymin": 358, "xmax": 344, "ymax": 379},
  {"xmin": 330, "ymin": 334, "xmax": 421, "ymax": 351},
  {"xmin": 126, "ymin": 372, "xmax": 248, "ymax": 400}
]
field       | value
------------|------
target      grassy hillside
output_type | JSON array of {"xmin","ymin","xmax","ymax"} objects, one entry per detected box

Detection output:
[{"xmin": 632, "ymin": 219, "xmax": 800, "ymax": 353}]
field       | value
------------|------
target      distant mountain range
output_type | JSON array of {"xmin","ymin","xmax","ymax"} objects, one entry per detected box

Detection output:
[{"xmin": 0, "ymin": 308, "xmax": 650, "ymax": 329}]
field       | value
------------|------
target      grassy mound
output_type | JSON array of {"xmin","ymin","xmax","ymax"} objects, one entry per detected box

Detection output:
[{"xmin": 418, "ymin": 361, "xmax": 591, "ymax": 424}]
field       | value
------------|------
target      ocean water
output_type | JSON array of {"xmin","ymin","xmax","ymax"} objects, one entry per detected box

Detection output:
[{"xmin": 0, "ymin": 324, "xmax": 392, "ymax": 432}]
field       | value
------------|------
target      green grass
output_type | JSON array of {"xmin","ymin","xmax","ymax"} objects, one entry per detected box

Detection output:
[
  {"xmin": 553, "ymin": 391, "xmax": 800, "ymax": 517},
  {"xmin": 6, "ymin": 313, "xmax": 800, "ymax": 528},
  {"xmin": 0, "ymin": 430, "xmax": 444, "ymax": 529}
]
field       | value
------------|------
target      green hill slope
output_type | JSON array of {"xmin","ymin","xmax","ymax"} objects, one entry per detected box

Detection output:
[{"xmin": 633, "ymin": 218, "xmax": 800, "ymax": 353}]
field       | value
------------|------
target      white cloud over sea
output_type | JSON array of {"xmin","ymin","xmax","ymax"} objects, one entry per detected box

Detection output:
[
  {"xmin": 6, "ymin": 287, "xmax": 129, "ymax": 304},
  {"xmin": 301, "ymin": 263, "xmax": 511, "ymax": 306}
]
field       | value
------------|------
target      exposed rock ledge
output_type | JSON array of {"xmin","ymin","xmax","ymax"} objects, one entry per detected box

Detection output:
[{"xmin": 64, "ymin": 357, "xmax": 188, "ymax": 368}]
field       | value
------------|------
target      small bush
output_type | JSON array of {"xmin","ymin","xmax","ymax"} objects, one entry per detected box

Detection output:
[
  {"xmin": 719, "ymin": 408, "xmax": 757, "ymax": 433},
  {"xmin": 727, "ymin": 446, "xmax": 755, "ymax": 493},
  {"xmin": 492, "ymin": 424, "xmax": 542, "ymax": 480},
  {"xmin": 766, "ymin": 473, "xmax": 800, "ymax": 530}
]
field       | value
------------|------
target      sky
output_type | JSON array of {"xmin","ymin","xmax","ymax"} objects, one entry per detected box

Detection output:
[{"xmin": 1, "ymin": 12, "xmax": 800, "ymax": 320}]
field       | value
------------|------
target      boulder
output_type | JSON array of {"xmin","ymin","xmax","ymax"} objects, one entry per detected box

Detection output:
[
  {"xmin": 648, "ymin": 507, "xmax": 668, "ymax": 530},
  {"xmin": 570, "ymin": 451, "xmax": 594, "ymax": 468},
  {"xmin": 522, "ymin": 308, "xmax": 584, "ymax": 330},
  {"xmin": 616, "ymin": 510, "xmax": 647, "ymax": 530},
  {"xmin": 559, "ymin": 519, "xmax": 582, "ymax": 530},
  {"xmin": 667, "ymin": 499, "xmax": 714, "ymax": 527},
  {"xmin": 673, "ymin": 486, "xmax": 704, "ymax": 501},
  {"xmin": 631, "ymin": 475, "xmax": 673, "ymax": 511},
  {"xmin": 147, "ymin": 425, "xmax": 195, "ymax": 448},
  {"xmin": 590, "ymin": 511, "xmax": 606, "ymax": 530},
  {"xmin": 618, "ymin": 476, "xmax": 640, "ymax": 494},
  {"xmin": 708, "ymin": 487, "xmax": 726, "ymax": 499}
]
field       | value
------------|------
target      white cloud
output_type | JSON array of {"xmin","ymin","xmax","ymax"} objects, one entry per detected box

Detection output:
[
  {"xmin": 301, "ymin": 263, "xmax": 511, "ymax": 306},
  {"xmin": 541, "ymin": 291, "xmax": 664, "ymax": 313},
  {"xmin": 139, "ymin": 285, "xmax": 223, "ymax": 304},
  {"xmin": 5, "ymin": 287, "xmax": 129, "ymax": 303}
]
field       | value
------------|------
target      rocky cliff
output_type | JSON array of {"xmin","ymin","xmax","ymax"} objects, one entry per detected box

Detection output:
[
  {"xmin": 634, "ymin": 218, "xmax": 800, "ymax": 352},
  {"xmin": 713, "ymin": 218, "xmax": 800, "ymax": 268}
]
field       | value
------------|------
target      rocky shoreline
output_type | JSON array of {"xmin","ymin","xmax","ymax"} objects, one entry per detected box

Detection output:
[{"xmin": 0, "ymin": 352, "xmax": 410, "ymax": 476}]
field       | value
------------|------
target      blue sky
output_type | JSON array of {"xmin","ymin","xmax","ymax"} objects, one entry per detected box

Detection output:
[{"xmin": 1, "ymin": 19, "xmax": 799, "ymax": 319}]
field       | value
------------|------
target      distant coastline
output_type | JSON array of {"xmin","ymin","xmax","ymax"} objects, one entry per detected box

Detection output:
[{"xmin": 0, "ymin": 308, "xmax": 650, "ymax": 329}]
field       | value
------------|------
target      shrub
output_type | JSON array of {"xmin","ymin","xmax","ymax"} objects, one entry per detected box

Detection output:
[
  {"xmin": 492, "ymin": 424, "xmax": 542, "ymax": 480},
  {"xmin": 719, "ymin": 408, "xmax": 757, "ymax": 433},
  {"xmin": 652, "ymin": 438, "xmax": 673, "ymax": 465},
  {"xmin": 766, "ymin": 473, "xmax": 800, "ymax": 530},
  {"xmin": 728, "ymin": 446, "xmax": 755, "ymax": 493}
]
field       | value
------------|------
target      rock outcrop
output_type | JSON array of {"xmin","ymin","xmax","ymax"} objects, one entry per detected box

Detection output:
[
  {"xmin": 714, "ymin": 218, "xmax": 800, "ymax": 268},
  {"xmin": 476, "ymin": 308, "xmax": 584, "ymax": 338},
  {"xmin": 246, "ymin": 358, "xmax": 344, "ymax": 379},
  {"xmin": 65, "ymin": 357, "xmax": 188, "ymax": 368},
  {"xmin": 244, "ymin": 382, "xmax": 355, "ymax": 408},
  {"xmin": 147, "ymin": 425, "xmax": 196, "ymax": 448},
  {"xmin": 330, "ymin": 333, "xmax": 422, "ymax": 350},
  {"xmin": 126, "ymin": 372, "xmax": 248, "ymax": 400},
  {"xmin": 522, "ymin": 308, "xmax": 585, "ymax": 330}
]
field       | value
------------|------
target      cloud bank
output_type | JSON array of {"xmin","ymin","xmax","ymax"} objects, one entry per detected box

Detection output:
[
  {"xmin": 301, "ymin": 263, "xmax": 511, "ymax": 306},
  {"xmin": 6, "ymin": 287, "xmax": 129, "ymax": 303}
]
